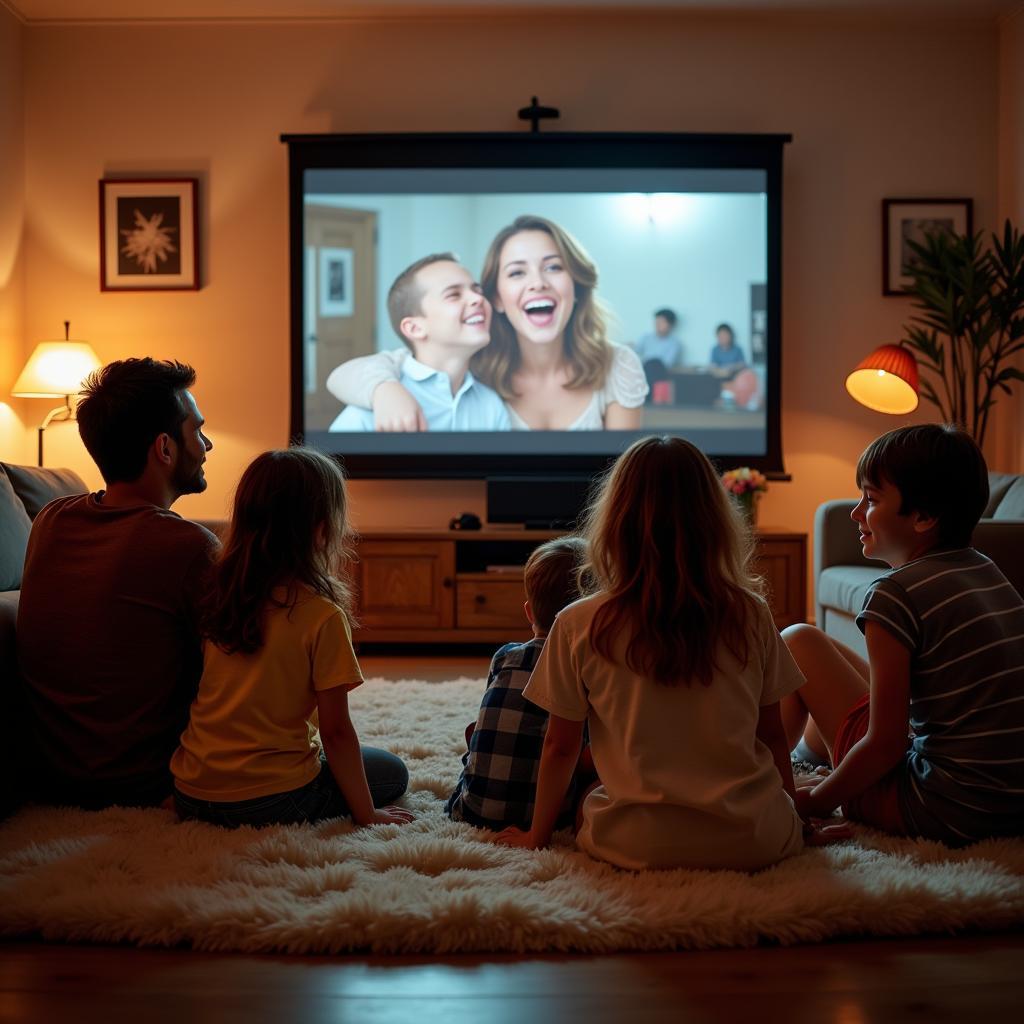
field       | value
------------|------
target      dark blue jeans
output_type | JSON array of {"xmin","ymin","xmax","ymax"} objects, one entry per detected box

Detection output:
[{"xmin": 173, "ymin": 747, "xmax": 408, "ymax": 828}]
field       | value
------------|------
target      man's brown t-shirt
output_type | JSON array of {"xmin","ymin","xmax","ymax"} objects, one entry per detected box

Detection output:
[{"xmin": 17, "ymin": 493, "xmax": 220, "ymax": 803}]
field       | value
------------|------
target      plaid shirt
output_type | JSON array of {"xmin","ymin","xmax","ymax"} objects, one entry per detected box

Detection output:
[{"xmin": 445, "ymin": 637, "xmax": 579, "ymax": 831}]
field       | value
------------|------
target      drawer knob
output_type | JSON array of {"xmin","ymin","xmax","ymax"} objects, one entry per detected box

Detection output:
[
  {"xmin": 474, "ymin": 593, "xmax": 486, "ymax": 606},
  {"xmin": 442, "ymin": 577, "xmax": 454, "ymax": 589}
]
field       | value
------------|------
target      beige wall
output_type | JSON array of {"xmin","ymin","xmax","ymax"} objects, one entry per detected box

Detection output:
[
  {"xmin": 0, "ymin": 4, "xmax": 26, "ymax": 462},
  {"xmin": 5, "ymin": 11, "xmax": 1014, "ymax": 609},
  {"xmin": 993, "ymin": 5, "xmax": 1024, "ymax": 473}
]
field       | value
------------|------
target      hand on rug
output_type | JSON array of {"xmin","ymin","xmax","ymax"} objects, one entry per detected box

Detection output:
[
  {"xmin": 794, "ymin": 768, "xmax": 830, "ymax": 792},
  {"xmin": 494, "ymin": 826, "xmax": 542, "ymax": 849},
  {"xmin": 802, "ymin": 818, "xmax": 854, "ymax": 846},
  {"xmin": 367, "ymin": 806, "xmax": 416, "ymax": 826}
]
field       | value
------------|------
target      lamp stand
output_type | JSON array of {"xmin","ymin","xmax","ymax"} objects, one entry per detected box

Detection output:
[{"xmin": 37, "ymin": 397, "xmax": 73, "ymax": 467}]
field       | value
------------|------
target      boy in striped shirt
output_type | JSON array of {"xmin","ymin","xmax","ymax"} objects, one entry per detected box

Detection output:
[{"xmin": 781, "ymin": 424, "xmax": 1024, "ymax": 844}]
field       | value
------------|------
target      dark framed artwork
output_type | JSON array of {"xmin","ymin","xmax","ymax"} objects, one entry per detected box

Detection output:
[
  {"xmin": 882, "ymin": 197, "xmax": 972, "ymax": 296},
  {"xmin": 99, "ymin": 178, "xmax": 199, "ymax": 291},
  {"xmin": 318, "ymin": 246, "xmax": 354, "ymax": 317}
]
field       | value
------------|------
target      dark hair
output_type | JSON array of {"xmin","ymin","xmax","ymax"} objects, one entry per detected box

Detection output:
[
  {"xmin": 77, "ymin": 358, "xmax": 195, "ymax": 483},
  {"xmin": 715, "ymin": 323, "xmax": 736, "ymax": 346},
  {"xmin": 654, "ymin": 308, "xmax": 678, "ymax": 326},
  {"xmin": 856, "ymin": 424, "xmax": 988, "ymax": 548},
  {"xmin": 203, "ymin": 447, "xmax": 354, "ymax": 654},
  {"xmin": 583, "ymin": 436, "xmax": 763, "ymax": 686},
  {"xmin": 523, "ymin": 536, "xmax": 587, "ymax": 632},
  {"xmin": 386, "ymin": 252, "xmax": 458, "ymax": 351}
]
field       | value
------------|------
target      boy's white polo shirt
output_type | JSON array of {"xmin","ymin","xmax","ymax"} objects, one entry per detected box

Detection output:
[{"xmin": 330, "ymin": 355, "xmax": 510, "ymax": 431}]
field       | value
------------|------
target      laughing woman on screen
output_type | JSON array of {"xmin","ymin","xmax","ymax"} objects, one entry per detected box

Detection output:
[{"xmin": 326, "ymin": 216, "xmax": 647, "ymax": 431}]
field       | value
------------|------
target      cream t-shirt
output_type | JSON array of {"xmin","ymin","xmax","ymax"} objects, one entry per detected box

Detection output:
[
  {"xmin": 171, "ymin": 588, "xmax": 362, "ymax": 801},
  {"xmin": 523, "ymin": 594, "xmax": 805, "ymax": 871}
]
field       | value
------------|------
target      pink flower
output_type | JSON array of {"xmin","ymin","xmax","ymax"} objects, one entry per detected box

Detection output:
[{"xmin": 720, "ymin": 466, "xmax": 768, "ymax": 496}]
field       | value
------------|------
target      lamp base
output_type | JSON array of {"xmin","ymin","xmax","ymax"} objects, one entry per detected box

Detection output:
[{"xmin": 37, "ymin": 399, "xmax": 74, "ymax": 468}]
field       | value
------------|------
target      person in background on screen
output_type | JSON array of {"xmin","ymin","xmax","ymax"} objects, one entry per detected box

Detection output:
[
  {"xmin": 709, "ymin": 323, "xmax": 747, "ymax": 379},
  {"xmin": 633, "ymin": 308, "xmax": 684, "ymax": 369}
]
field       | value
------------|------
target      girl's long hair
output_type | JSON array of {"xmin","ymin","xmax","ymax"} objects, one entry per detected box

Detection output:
[
  {"xmin": 472, "ymin": 215, "xmax": 614, "ymax": 401},
  {"xmin": 203, "ymin": 447, "xmax": 354, "ymax": 654},
  {"xmin": 583, "ymin": 436, "xmax": 764, "ymax": 686}
]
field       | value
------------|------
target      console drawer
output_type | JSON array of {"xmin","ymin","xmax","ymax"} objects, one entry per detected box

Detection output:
[{"xmin": 456, "ymin": 578, "xmax": 526, "ymax": 629}]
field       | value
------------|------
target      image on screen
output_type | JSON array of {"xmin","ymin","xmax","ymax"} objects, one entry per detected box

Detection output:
[{"xmin": 300, "ymin": 166, "xmax": 770, "ymax": 463}]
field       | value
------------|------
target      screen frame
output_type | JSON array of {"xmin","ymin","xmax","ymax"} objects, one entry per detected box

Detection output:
[{"xmin": 283, "ymin": 131, "xmax": 790, "ymax": 479}]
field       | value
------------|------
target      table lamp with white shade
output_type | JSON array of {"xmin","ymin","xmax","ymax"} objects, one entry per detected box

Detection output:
[{"xmin": 11, "ymin": 323, "xmax": 102, "ymax": 466}]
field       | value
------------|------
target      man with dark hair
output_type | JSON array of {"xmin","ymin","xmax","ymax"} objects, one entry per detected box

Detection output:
[{"xmin": 18, "ymin": 358, "xmax": 219, "ymax": 809}]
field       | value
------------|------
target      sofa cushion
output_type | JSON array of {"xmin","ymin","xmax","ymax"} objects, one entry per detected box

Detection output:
[
  {"xmin": 817, "ymin": 565, "xmax": 881, "ymax": 617},
  {"xmin": 0, "ymin": 473, "xmax": 32, "ymax": 592},
  {"xmin": 1, "ymin": 463, "xmax": 88, "ymax": 519},
  {"xmin": 819, "ymin": 605, "xmax": 868, "ymax": 659},
  {"xmin": 991, "ymin": 476, "xmax": 1024, "ymax": 521}
]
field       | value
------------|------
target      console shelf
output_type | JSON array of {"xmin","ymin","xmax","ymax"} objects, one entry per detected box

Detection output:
[{"xmin": 349, "ymin": 527, "xmax": 806, "ymax": 645}]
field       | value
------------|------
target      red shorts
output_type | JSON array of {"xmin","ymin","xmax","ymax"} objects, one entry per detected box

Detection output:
[{"xmin": 832, "ymin": 693, "xmax": 908, "ymax": 834}]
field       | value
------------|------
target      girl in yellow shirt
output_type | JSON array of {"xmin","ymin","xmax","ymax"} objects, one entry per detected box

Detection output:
[{"xmin": 172, "ymin": 447, "xmax": 413, "ymax": 829}]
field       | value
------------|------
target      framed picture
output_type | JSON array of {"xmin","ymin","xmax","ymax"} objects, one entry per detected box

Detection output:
[
  {"xmin": 319, "ymin": 247, "xmax": 354, "ymax": 317},
  {"xmin": 882, "ymin": 197, "xmax": 972, "ymax": 296},
  {"xmin": 99, "ymin": 178, "xmax": 199, "ymax": 291}
]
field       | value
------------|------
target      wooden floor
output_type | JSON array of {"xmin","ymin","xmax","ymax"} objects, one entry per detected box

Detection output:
[
  {"xmin": 2, "ymin": 934, "xmax": 1023, "ymax": 1023},
  {"xmin": 2, "ymin": 654, "xmax": 1022, "ymax": 1022}
]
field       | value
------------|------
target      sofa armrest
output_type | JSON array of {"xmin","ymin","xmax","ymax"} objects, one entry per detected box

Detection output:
[
  {"xmin": 973, "ymin": 520, "xmax": 1024, "ymax": 598},
  {"xmin": 0, "ymin": 590, "xmax": 25, "ymax": 818},
  {"xmin": 814, "ymin": 500, "xmax": 872, "ymax": 627},
  {"xmin": 814, "ymin": 500, "xmax": 871, "ymax": 574},
  {"xmin": 0, "ymin": 590, "xmax": 17, "ymax": 687}
]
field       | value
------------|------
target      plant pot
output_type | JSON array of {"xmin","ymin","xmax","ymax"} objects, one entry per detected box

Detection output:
[{"xmin": 734, "ymin": 491, "xmax": 759, "ymax": 527}]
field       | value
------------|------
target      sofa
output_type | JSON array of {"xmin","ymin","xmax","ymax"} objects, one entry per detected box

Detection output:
[
  {"xmin": 1, "ymin": 462, "xmax": 89, "ymax": 817},
  {"xmin": 815, "ymin": 472, "xmax": 1024, "ymax": 658}
]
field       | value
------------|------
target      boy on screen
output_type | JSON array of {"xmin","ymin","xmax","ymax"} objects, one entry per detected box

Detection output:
[{"xmin": 329, "ymin": 254, "xmax": 509, "ymax": 432}]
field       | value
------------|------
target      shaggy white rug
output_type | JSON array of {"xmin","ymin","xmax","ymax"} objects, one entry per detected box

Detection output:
[{"xmin": 2, "ymin": 676, "xmax": 1023, "ymax": 955}]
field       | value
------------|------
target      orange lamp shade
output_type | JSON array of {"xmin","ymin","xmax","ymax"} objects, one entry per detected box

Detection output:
[{"xmin": 845, "ymin": 344, "xmax": 919, "ymax": 414}]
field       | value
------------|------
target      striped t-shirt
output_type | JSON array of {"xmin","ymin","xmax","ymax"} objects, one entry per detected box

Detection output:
[{"xmin": 856, "ymin": 547, "xmax": 1024, "ymax": 844}]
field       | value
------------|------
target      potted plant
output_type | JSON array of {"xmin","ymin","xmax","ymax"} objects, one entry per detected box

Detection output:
[{"xmin": 899, "ymin": 220, "xmax": 1024, "ymax": 449}]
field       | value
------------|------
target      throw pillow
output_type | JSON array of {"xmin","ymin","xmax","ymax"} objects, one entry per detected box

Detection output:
[{"xmin": 0, "ymin": 472, "xmax": 32, "ymax": 592}]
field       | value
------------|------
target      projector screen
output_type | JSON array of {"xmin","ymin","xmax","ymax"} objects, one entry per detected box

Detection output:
[{"xmin": 284, "ymin": 133, "xmax": 788, "ymax": 478}]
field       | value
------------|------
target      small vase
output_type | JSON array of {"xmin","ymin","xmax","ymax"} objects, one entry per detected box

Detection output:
[{"xmin": 735, "ymin": 491, "xmax": 758, "ymax": 527}]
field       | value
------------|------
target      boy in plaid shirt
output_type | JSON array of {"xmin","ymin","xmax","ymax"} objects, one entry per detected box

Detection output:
[{"xmin": 445, "ymin": 537, "xmax": 596, "ymax": 831}]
